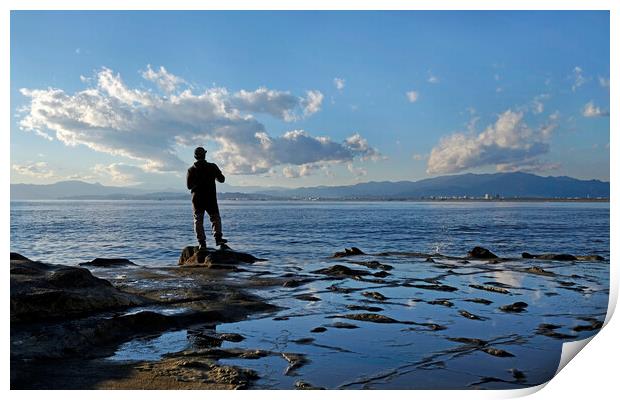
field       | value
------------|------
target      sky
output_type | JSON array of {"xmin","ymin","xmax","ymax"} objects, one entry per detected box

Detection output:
[{"xmin": 10, "ymin": 11, "xmax": 610, "ymax": 190}]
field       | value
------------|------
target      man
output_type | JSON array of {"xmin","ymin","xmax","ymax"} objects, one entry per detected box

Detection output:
[{"xmin": 186, "ymin": 146, "xmax": 228, "ymax": 250}]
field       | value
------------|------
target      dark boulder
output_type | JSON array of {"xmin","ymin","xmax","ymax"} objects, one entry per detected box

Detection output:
[
  {"xmin": 332, "ymin": 247, "xmax": 365, "ymax": 258},
  {"xmin": 312, "ymin": 264, "xmax": 371, "ymax": 277},
  {"xmin": 79, "ymin": 258, "xmax": 137, "ymax": 267},
  {"xmin": 178, "ymin": 246, "xmax": 264, "ymax": 267},
  {"xmin": 468, "ymin": 247, "xmax": 498, "ymax": 259}
]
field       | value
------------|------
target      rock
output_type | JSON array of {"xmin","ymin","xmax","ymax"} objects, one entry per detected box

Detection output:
[
  {"xmin": 312, "ymin": 264, "xmax": 371, "ymax": 277},
  {"xmin": 458, "ymin": 310, "xmax": 485, "ymax": 320},
  {"xmin": 469, "ymin": 284, "xmax": 509, "ymax": 294},
  {"xmin": 281, "ymin": 353, "xmax": 309, "ymax": 375},
  {"xmin": 346, "ymin": 304, "xmax": 384, "ymax": 312},
  {"xmin": 332, "ymin": 247, "xmax": 365, "ymax": 258},
  {"xmin": 10, "ymin": 252, "xmax": 29, "ymax": 261},
  {"xmin": 361, "ymin": 291, "xmax": 388, "ymax": 301},
  {"xmin": 372, "ymin": 271, "xmax": 390, "ymax": 278},
  {"xmin": 463, "ymin": 298, "xmax": 493, "ymax": 305},
  {"xmin": 11, "ymin": 258, "xmax": 144, "ymax": 323},
  {"xmin": 521, "ymin": 252, "xmax": 602, "ymax": 261},
  {"xmin": 482, "ymin": 347, "xmax": 515, "ymax": 357},
  {"xmin": 295, "ymin": 380, "xmax": 325, "ymax": 390},
  {"xmin": 350, "ymin": 260, "xmax": 393, "ymax": 271},
  {"xmin": 79, "ymin": 258, "xmax": 136, "ymax": 267},
  {"xmin": 524, "ymin": 266, "xmax": 555, "ymax": 276},
  {"xmin": 573, "ymin": 320, "xmax": 603, "ymax": 332},
  {"xmin": 340, "ymin": 313, "xmax": 399, "ymax": 324},
  {"xmin": 448, "ymin": 337, "xmax": 488, "ymax": 346},
  {"xmin": 499, "ymin": 302, "xmax": 529, "ymax": 313},
  {"xmin": 293, "ymin": 338, "xmax": 315, "ymax": 344},
  {"xmin": 468, "ymin": 247, "xmax": 498, "ymax": 259},
  {"xmin": 283, "ymin": 278, "xmax": 313, "ymax": 288},
  {"xmin": 329, "ymin": 322, "xmax": 359, "ymax": 329},
  {"xmin": 310, "ymin": 327, "xmax": 327, "ymax": 333},
  {"xmin": 178, "ymin": 246, "xmax": 262, "ymax": 267},
  {"xmin": 427, "ymin": 299, "xmax": 454, "ymax": 307},
  {"xmin": 218, "ymin": 333, "xmax": 245, "ymax": 342},
  {"xmin": 295, "ymin": 294, "xmax": 321, "ymax": 302},
  {"xmin": 536, "ymin": 323, "xmax": 578, "ymax": 340},
  {"xmin": 326, "ymin": 284, "xmax": 355, "ymax": 293},
  {"xmin": 411, "ymin": 284, "xmax": 458, "ymax": 292},
  {"xmin": 510, "ymin": 369, "xmax": 526, "ymax": 381}
]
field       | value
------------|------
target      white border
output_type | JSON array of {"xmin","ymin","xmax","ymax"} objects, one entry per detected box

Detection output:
[{"xmin": 3, "ymin": 1, "xmax": 616, "ymax": 398}]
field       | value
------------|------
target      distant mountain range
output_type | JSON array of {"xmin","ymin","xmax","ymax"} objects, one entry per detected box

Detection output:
[{"xmin": 10, "ymin": 172, "xmax": 610, "ymax": 201}]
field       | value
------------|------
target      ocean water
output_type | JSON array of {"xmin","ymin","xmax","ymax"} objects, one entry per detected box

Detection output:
[
  {"xmin": 9, "ymin": 200, "xmax": 610, "ymax": 267},
  {"xmin": 10, "ymin": 200, "xmax": 610, "ymax": 389}
]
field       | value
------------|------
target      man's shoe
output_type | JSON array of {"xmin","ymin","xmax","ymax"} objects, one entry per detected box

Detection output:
[
  {"xmin": 215, "ymin": 238, "xmax": 228, "ymax": 246},
  {"xmin": 198, "ymin": 242, "xmax": 207, "ymax": 251}
]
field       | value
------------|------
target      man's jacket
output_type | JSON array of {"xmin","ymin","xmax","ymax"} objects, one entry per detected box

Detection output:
[{"xmin": 186, "ymin": 160, "xmax": 225, "ymax": 200}]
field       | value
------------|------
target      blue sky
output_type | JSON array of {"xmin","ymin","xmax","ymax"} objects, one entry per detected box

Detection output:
[{"xmin": 10, "ymin": 11, "xmax": 610, "ymax": 189}]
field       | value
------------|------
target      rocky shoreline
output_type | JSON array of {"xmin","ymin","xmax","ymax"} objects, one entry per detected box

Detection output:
[{"xmin": 10, "ymin": 246, "xmax": 608, "ymax": 389}]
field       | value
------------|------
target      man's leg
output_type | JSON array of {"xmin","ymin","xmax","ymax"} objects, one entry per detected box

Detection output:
[
  {"xmin": 192, "ymin": 203, "xmax": 207, "ymax": 248},
  {"xmin": 206, "ymin": 202, "xmax": 225, "ymax": 245}
]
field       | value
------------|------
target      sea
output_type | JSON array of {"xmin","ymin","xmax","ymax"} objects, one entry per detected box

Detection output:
[{"xmin": 10, "ymin": 200, "xmax": 610, "ymax": 389}]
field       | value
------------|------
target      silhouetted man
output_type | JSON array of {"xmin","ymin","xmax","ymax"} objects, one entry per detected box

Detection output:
[{"xmin": 187, "ymin": 146, "xmax": 227, "ymax": 250}]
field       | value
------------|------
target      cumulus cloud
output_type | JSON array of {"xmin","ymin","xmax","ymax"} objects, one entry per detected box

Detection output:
[
  {"xmin": 12, "ymin": 162, "xmax": 55, "ymax": 179},
  {"xmin": 572, "ymin": 66, "xmax": 586, "ymax": 92},
  {"xmin": 18, "ymin": 66, "xmax": 372, "ymax": 176},
  {"xmin": 427, "ymin": 110, "xmax": 556, "ymax": 174},
  {"xmin": 531, "ymin": 94, "xmax": 550, "ymax": 115},
  {"xmin": 599, "ymin": 76, "xmax": 610, "ymax": 89},
  {"xmin": 333, "ymin": 78, "xmax": 345, "ymax": 91},
  {"xmin": 347, "ymin": 162, "xmax": 367, "ymax": 177},
  {"xmin": 406, "ymin": 91, "xmax": 419, "ymax": 103},
  {"xmin": 282, "ymin": 163, "xmax": 323, "ymax": 178},
  {"xmin": 582, "ymin": 101, "xmax": 610, "ymax": 118},
  {"xmin": 92, "ymin": 163, "xmax": 151, "ymax": 185},
  {"xmin": 142, "ymin": 65, "xmax": 186, "ymax": 94}
]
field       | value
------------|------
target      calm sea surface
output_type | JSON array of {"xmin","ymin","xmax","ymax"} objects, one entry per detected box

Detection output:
[
  {"xmin": 9, "ymin": 200, "xmax": 610, "ymax": 267},
  {"xmin": 10, "ymin": 200, "xmax": 610, "ymax": 389}
]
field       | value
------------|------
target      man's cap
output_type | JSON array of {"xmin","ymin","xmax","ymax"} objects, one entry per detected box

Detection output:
[{"xmin": 194, "ymin": 146, "xmax": 207, "ymax": 159}]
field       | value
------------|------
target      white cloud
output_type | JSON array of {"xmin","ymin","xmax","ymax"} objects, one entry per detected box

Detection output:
[
  {"xmin": 531, "ymin": 94, "xmax": 550, "ymax": 115},
  {"xmin": 427, "ymin": 72, "xmax": 439, "ymax": 84},
  {"xmin": 582, "ymin": 101, "xmax": 610, "ymax": 118},
  {"xmin": 282, "ymin": 163, "xmax": 322, "ymax": 178},
  {"xmin": 141, "ymin": 65, "xmax": 186, "ymax": 94},
  {"xmin": 599, "ymin": 76, "xmax": 610, "ymax": 89},
  {"xmin": 427, "ymin": 110, "xmax": 555, "ymax": 174},
  {"xmin": 12, "ymin": 162, "xmax": 55, "ymax": 179},
  {"xmin": 92, "ymin": 163, "xmax": 150, "ymax": 185},
  {"xmin": 347, "ymin": 162, "xmax": 367, "ymax": 177},
  {"xmin": 412, "ymin": 153, "xmax": 427, "ymax": 161},
  {"xmin": 572, "ymin": 66, "xmax": 586, "ymax": 92},
  {"xmin": 18, "ymin": 66, "xmax": 370, "ymax": 176},
  {"xmin": 406, "ymin": 91, "xmax": 419, "ymax": 103},
  {"xmin": 333, "ymin": 78, "xmax": 345, "ymax": 91}
]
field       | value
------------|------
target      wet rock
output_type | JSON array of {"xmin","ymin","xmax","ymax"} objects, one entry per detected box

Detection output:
[
  {"xmin": 425, "ymin": 257, "xmax": 435, "ymax": 263},
  {"xmin": 329, "ymin": 322, "xmax": 359, "ymax": 329},
  {"xmin": 293, "ymin": 338, "xmax": 315, "ymax": 344},
  {"xmin": 411, "ymin": 284, "xmax": 458, "ymax": 292},
  {"xmin": 463, "ymin": 298, "xmax": 493, "ymax": 305},
  {"xmin": 524, "ymin": 266, "xmax": 555, "ymax": 276},
  {"xmin": 273, "ymin": 316, "xmax": 289, "ymax": 321},
  {"xmin": 346, "ymin": 304, "xmax": 384, "ymax": 312},
  {"xmin": 283, "ymin": 278, "xmax": 314, "ymax": 288},
  {"xmin": 295, "ymin": 294, "xmax": 321, "ymax": 302},
  {"xmin": 350, "ymin": 260, "xmax": 394, "ymax": 271},
  {"xmin": 11, "ymin": 258, "xmax": 144, "ymax": 323},
  {"xmin": 469, "ymin": 284, "xmax": 509, "ymax": 294},
  {"xmin": 372, "ymin": 271, "xmax": 391, "ymax": 278},
  {"xmin": 523, "ymin": 252, "xmax": 604, "ymax": 261},
  {"xmin": 536, "ymin": 323, "xmax": 578, "ymax": 340},
  {"xmin": 295, "ymin": 380, "xmax": 325, "ymax": 390},
  {"xmin": 427, "ymin": 299, "xmax": 454, "ymax": 307},
  {"xmin": 326, "ymin": 284, "xmax": 355, "ymax": 293},
  {"xmin": 482, "ymin": 347, "xmax": 515, "ymax": 357},
  {"xmin": 340, "ymin": 313, "xmax": 399, "ymax": 324},
  {"xmin": 468, "ymin": 247, "xmax": 498, "ymax": 259},
  {"xmin": 311, "ymin": 326, "xmax": 327, "ymax": 333},
  {"xmin": 332, "ymin": 247, "xmax": 365, "ymax": 258},
  {"xmin": 218, "ymin": 333, "xmax": 245, "ymax": 343},
  {"xmin": 313, "ymin": 265, "xmax": 371, "ymax": 277},
  {"xmin": 361, "ymin": 291, "xmax": 388, "ymax": 301},
  {"xmin": 510, "ymin": 369, "xmax": 526, "ymax": 382},
  {"xmin": 79, "ymin": 258, "xmax": 136, "ymax": 267},
  {"xmin": 178, "ymin": 246, "xmax": 262, "ymax": 267},
  {"xmin": 458, "ymin": 310, "xmax": 485, "ymax": 320},
  {"xmin": 448, "ymin": 337, "xmax": 488, "ymax": 346},
  {"xmin": 573, "ymin": 320, "xmax": 603, "ymax": 332},
  {"xmin": 499, "ymin": 302, "xmax": 528, "ymax": 313},
  {"xmin": 282, "ymin": 352, "xmax": 309, "ymax": 375}
]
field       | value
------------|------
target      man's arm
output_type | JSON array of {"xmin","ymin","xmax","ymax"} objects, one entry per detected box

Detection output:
[
  {"xmin": 215, "ymin": 165, "xmax": 225, "ymax": 183},
  {"xmin": 186, "ymin": 168, "xmax": 194, "ymax": 191}
]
